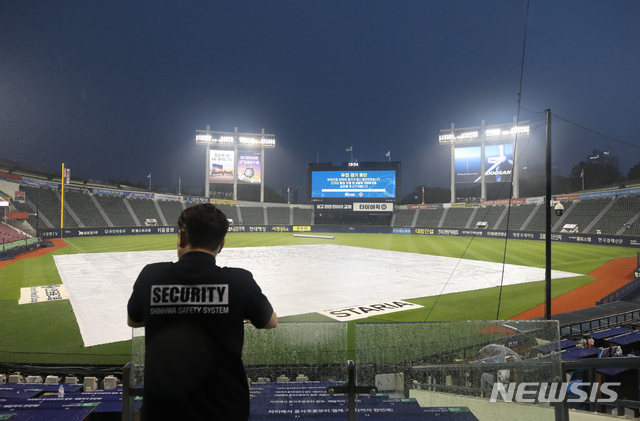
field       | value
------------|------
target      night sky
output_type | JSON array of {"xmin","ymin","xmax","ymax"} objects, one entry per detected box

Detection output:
[{"xmin": 2, "ymin": 1, "xmax": 639, "ymax": 198}]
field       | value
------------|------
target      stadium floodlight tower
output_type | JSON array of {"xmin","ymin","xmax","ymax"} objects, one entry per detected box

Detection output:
[
  {"xmin": 195, "ymin": 126, "xmax": 276, "ymax": 202},
  {"xmin": 438, "ymin": 116, "xmax": 529, "ymax": 203}
]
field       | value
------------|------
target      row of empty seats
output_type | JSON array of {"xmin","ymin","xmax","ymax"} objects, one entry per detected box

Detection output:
[
  {"xmin": 13, "ymin": 186, "xmax": 314, "ymax": 229},
  {"xmin": 8, "ymin": 185, "xmax": 640, "ymax": 234},
  {"xmin": 0, "ymin": 223, "xmax": 26, "ymax": 244},
  {"xmin": 394, "ymin": 195, "xmax": 640, "ymax": 234}
]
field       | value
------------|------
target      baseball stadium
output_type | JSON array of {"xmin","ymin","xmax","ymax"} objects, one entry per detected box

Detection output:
[
  {"xmin": 2, "ymin": 123, "xmax": 640, "ymax": 421},
  {"xmin": 5, "ymin": 0, "xmax": 640, "ymax": 419}
]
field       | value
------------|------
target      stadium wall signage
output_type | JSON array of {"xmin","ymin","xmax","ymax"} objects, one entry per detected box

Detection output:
[
  {"xmin": 392, "ymin": 228, "xmax": 411, "ymax": 234},
  {"xmin": 211, "ymin": 198, "xmax": 237, "ymax": 205},
  {"xmin": 22, "ymin": 177, "xmax": 59, "ymax": 189},
  {"xmin": 126, "ymin": 192, "xmax": 154, "ymax": 199},
  {"xmin": 353, "ymin": 202, "xmax": 393, "ymax": 212},
  {"xmin": 64, "ymin": 185, "xmax": 90, "ymax": 193},
  {"xmin": 38, "ymin": 225, "xmax": 640, "ymax": 248},
  {"xmin": 93, "ymin": 188, "xmax": 155, "ymax": 198},
  {"xmin": 39, "ymin": 226, "xmax": 179, "ymax": 238},
  {"xmin": 316, "ymin": 204, "xmax": 352, "ymax": 210},
  {"xmin": 93, "ymin": 188, "xmax": 124, "ymax": 196},
  {"xmin": 154, "ymin": 193, "xmax": 182, "ymax": 201},
  {"xmin": 90, "ymin": 187, "xmax": 237, "ymax": 204},
  {"xmin": 406, "ymin": 204, "xmax": 442, "ymax": 209},
  {"xmin": 0, "ymin": 171, "xmax": 23, "ymax": 182},
  {"xmin": 580, "ymin": 186, "xmax": 640, "ymax": 199},
  {"xmin": 480, "ymin": 198, "xmax": 528, "ymax": 206},
  {"xmin": 185, "ymin": 196, "xmax": 210, "ymax": 203}
]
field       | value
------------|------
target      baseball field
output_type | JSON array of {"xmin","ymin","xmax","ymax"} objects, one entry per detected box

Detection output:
[{"xmin": 0, "ymin": 232, "xmax": 637, "ymax": 365}]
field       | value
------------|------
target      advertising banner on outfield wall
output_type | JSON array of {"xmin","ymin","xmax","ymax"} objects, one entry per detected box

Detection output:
[
  {"xmin": 393, "ymin": 228, "xmax": 411, "ymax": 234},
  {"xmin": 38, "ymin": 225, "xmax": 640, "ymax": 248},
  {"xmin": 228, "ymin": 225, "xmax": 291, "ymax": 233},
  {"xmin": 39, "ymin": 226, "xmax": 179, "ymax": 239},
  {"xmin": 408, "ymin": 227, "xmax": 640, "ymax": 248}
]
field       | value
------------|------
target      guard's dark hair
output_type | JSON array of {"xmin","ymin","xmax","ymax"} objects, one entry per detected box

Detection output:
[{"xmin": 177, "ymin": 204, "xmax": 229, "ymax": 251}]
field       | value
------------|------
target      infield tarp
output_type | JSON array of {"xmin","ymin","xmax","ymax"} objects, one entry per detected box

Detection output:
[{"xmin": 53, "ymin": 244, "xmax": 581, "ymax": 347}]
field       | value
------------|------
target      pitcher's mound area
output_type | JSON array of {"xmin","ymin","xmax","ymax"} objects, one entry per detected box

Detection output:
[{"xmin": 53, "ymin": 244, "xmax": 581, "ymax": 347}]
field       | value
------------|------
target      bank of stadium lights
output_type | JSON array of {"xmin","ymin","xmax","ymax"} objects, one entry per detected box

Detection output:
[
  {"xmin": 486, "ymin": 126, "xmax": 529, "ymax": 137},
  {"xmin": 195, "ymin": 133, "xmax": 276, "ymax": 148},
  {"xmin": 439, "ymin": 131, "xmax": 479, "ymax": 142},
  {"xmin": 195, "ymin": 134, "xmax": 234, "ymax": 144},
  {"xmin": 239, "ymin": 136, "xmax": 276, "ymax": 147},
  {"xmin": 438, "ymin": 125, "xmax": 529, "ymax": 144}
]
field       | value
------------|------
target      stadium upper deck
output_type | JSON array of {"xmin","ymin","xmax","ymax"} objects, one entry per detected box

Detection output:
[
  {"xmin": 1, "ymin": 163, "xmax": 640, "ymax": 238},
  {"xmin": 2, "ymin": 182, "xmax": 639, "ymax": 238}
]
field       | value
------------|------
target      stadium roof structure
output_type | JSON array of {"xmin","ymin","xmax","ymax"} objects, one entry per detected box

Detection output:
[{"xmin": 0, "ymin": 157, "xmax": 60, "ymax": 180}]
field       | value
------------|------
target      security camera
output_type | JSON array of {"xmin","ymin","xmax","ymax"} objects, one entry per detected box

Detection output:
[{"xmin": 553, "ymin": 201, "xmax": 564, "ymax": 217}]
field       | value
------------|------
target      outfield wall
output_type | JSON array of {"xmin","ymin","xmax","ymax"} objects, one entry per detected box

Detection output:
[{"xmin": 38, "ymin": 225, "xmax": 640, "ymax": 248}]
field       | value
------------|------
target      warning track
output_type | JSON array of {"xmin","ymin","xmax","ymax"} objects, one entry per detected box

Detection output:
[
  {"xmin": 0, "ymin": 238, "xmax": 68, "ymax": 270},
  {"xmin": 511, "ymin": 257, "xmax": 638, "ymax": 320}
]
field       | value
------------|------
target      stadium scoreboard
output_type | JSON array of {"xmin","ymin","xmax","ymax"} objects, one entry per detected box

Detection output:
[{"xmin": 307, "ymin": 161, "xmax": 401, "ymax": 203}]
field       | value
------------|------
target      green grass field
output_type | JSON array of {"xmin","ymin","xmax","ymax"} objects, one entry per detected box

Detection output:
[{"xmin": 0, "ymin": 232, "xmax": 636, "ymax": 365}]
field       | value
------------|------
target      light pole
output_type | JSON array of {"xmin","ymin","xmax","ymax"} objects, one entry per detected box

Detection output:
[{"xmin": 544, "ymin": 109, "xmax": 552, "ymax": 320}]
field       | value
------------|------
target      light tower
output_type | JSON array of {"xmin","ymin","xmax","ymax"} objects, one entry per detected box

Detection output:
[
  {"xmin": 196, "ymin": 126, "xmax": 276, "ymax": 202},
  {"xmin": 438, "ymin": 116, "xmax": 529, "ymax": 203}
]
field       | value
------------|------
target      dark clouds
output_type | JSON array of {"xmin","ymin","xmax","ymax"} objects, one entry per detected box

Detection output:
[{"xmin": 1, "ymin": 0, "xmax": 639, "ymax": 196}]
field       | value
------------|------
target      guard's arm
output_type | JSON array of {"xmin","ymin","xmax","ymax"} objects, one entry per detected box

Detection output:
[
  {"xmin": 245, "ymin": 311, "xmax": 278, "ymax": 329},
  {"xmin": 127, "ymin": 315, "xmax": 145, "ymax": 328},
  {"xmin": 262, "ymin": 311, "xmax": 278, "ymax": 329}
]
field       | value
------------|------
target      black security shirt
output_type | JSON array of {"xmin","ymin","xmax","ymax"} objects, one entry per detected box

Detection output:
[{"xmin": 127, "ymin": 251, "xmax": 274, "ymax": 421}]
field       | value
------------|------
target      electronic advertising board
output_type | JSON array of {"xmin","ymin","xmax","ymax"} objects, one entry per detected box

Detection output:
[
  {"xmin": 308, "ymin": 162, "xmax": 401, "ymax": 203},
  {"xmin": 210, "ymin": 150, "xmax": 235, "ymax": 184},
  {"xmin": 237, "ymin": 152, "xmax": 262, "ymax": 184},
  {"xmin": 454, "ymin": 143, "xmax": 513, "ymax": 183}
]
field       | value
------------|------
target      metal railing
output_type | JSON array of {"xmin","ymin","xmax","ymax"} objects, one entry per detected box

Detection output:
[
  {"xmin": 597, "ymin": 277, "xmax": 640, "ymax": 305},
  {"xmin": 558, "ymin": 356, "xmax": 640, "ymax": 420}
]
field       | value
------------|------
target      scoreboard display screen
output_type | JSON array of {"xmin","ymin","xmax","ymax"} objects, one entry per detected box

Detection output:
[{"xmin": 308, "ymin": 162, "xmax": 400, "ymax": 202}]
